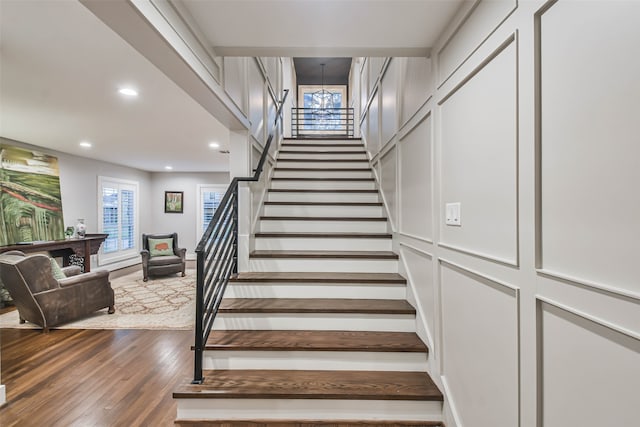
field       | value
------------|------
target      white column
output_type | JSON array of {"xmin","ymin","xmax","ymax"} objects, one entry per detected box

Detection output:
[{"xmin": 229, "ymin": 129, "xmax": 251, "ymax": 273}]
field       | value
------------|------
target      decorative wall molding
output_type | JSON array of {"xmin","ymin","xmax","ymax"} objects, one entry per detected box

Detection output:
[
  {"xmin": 437, "ymin": 32, "xmax": 519, "ymax": 267},
  {"xmin": 537, "ymin": 269, "xmax": 640, "ymax": 303},
  {"xmin": 437, "ymin": 0, "xmax": 518, "ymax": 88}
]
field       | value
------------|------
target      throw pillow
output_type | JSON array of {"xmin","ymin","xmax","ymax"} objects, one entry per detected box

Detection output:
[
  {"xmin": 50, "ymin": 258, "xmax": 66, "ymax": 280},
  {"xmin": 148, "ymin": 237, "xmax": 174, "ymax": 257}
]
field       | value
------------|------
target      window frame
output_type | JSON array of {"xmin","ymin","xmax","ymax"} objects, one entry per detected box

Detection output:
[
  {"xmin": 196, "ymin": 184, "xmax": 228, "ymax": 241},
  {"xmin": 97, "ymin": 176, "xmax": 140, "ymax": 266}
]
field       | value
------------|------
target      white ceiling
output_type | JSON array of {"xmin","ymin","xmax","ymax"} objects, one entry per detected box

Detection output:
[
  {"xmin": 0, "ymin": 0, "xmax": 231, "ymax": 172},
  {"xmin": 0, "ymin": 0, "xmax": 463, "ymax": 173},
  {"xmin": 183, "ymin": 0, "xmax": 463, "ymax": 57}
]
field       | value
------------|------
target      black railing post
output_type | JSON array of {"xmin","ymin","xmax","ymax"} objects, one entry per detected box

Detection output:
[
  {"xmin": 192, "ymin": 249, "xmax": 205, "ymax": 384},
  {"xmin": 232, "ymin": 187, "xmax": 238, "ymax": 276}
]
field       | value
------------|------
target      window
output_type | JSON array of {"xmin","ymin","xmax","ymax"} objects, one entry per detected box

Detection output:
[
  {"xmin": 196, "ymin": 185, "xmax": 227, "ymax": 239},
  {"xmin": 98, "ymin": 177, "xmax": 139, "ymax": 265}
]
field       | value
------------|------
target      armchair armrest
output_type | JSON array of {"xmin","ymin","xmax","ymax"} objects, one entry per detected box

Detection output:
[
  {"xmin": 140, "ymin": 249, "xmax": 151, "ymax": 262},
  {"xmin": 175, "ymin": 247, "xmax": 187, "ymax": 261},
  {"xmin": 58, "ymin": 269, "xmax": 110, "ymax": 288},
  {"xmin": 62, "ymin": 266, "xmax": 82, "ymax": 277}
]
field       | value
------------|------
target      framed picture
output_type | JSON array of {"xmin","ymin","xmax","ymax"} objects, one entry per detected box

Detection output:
[{"xmin": 164, "ymin": 191, "xmax": 184, "ymax": 213}]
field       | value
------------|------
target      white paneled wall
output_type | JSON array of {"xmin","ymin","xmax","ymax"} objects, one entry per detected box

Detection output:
[
  {"xmin": 538, "ymin": 1, "xmax": 640, "ymax": 295},
  {"xmin": 439, "ymin": 35, "xmax": 518, "ymax": 265},
  {"xmin": 354, "ymin": 1, "xmax": 640, "ymax": 426},
  {"xmin": 398, "ymin": 115, "xmax": 432, "ymax": 242}
]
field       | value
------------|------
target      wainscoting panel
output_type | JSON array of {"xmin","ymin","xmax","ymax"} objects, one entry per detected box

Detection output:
[
  {"xmin": 437, "ymin": 0, "xmax": 517, "ymax": 87},
  {"xmin": 248, "ymin": 59, "xmax": 265, "ymax": 141},
  {"xmin": 400, "ymin": 244, "xmax": 435, "ymax": 352},
  {"xmin": 399, "ymin": 115, "xmax": 432, "ymax": 242},
  {"xmin": 368, "ymin": 90, "xmax": 380, "ymax": 157},
  {"xmin": 439, "ymin": 36, "xmax": 518, "ymax": 265},
  {"xmin": 538, "ymin": 0, "xmax": 640, "ymax": 295},
  {"xmin": 400, "ymin": 57, "xmax": 432, "ymax": 126},
  {"xmin": 380, "ymin": 146, "xmax": 397, "ymax": 229},
  {"xmin": 538, "ymin": 300, "xmax": 640, "ymax": 427},
  {"xmin": 223, "ymin": 57, "xmax": 247, "ymax": 114},
  {"xmin": 537, "ymin": 273, "xmax": 640, "ymax": 339},
  {"xmin": 440, "ymin": 261, "xmax": 519, "ymax": 427},
  {"xmin": 380, "ymin": 58, "xmax": 398, "ymax": 147}
]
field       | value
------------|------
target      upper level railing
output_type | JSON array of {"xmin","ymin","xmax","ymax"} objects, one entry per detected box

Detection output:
[
  {"xmin": 192, "ymin": 89, "xmax": 289, "ymax": 384},
  {"xmin": 291, "ymin": 107, "xmax": 354, "ymax": 138}
]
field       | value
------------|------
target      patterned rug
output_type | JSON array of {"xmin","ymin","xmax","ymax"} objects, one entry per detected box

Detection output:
[{"xmin": 0, "ymin": 270, "xmax": 196, "ymax": 330}]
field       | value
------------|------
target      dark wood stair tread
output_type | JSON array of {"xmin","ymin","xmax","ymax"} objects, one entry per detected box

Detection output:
[
  {"xmin": 250, "ymin": 250, "xmax": 398, "ymax": 259},
  {"xmin": 254, "ymin": 232, "xmax": 392, "ymax": 239},
  {"xmin": 268, "ymin": 189, "xmax": 378, "ymax": 193},
  {"xmin": 205, "ymin": 330, "xmax": 427, "ymax": 353},
  {"xmin": 272, "ymin": 177, "xmax": 374, "ymax": 181},
  {"xmin": 173, "ymin": 369, "xmax": 442, "ymax": 401},
  {"xmin": 264, "ymin": 201, "xmax": 383, "ymax": 206},
  {"xmin": 219, "ymin": 298, "xmax": 415, "ymax": 314},
  {"xmin": 260, "ymin": 216, "xmax": 386, "ymax": 221},
  {"xmin": 231, "ymin": 272, "xmax": 406, "ymax": 284}
]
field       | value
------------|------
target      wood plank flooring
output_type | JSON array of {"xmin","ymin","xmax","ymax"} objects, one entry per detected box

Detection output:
[{"xmin": 0, "ymin": 328, "xmax": 192, "ymax": 427}]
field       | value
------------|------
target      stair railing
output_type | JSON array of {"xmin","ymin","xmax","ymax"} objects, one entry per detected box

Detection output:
[
  {"xmin": 192, "ymin": 89, "xmax": 289, "ymax": 384},
  {"xmin": 291, "ymin": 107, "xmax": 354, "ymax": 138}
]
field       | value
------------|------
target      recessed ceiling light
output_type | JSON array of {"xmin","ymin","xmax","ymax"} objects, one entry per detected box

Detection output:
[
  {"xmin": 118, "ymin": 88, "xmax": 138, "ymax": 97},
  {"xmin": 79, "ymin": 141, "xmax": 92, "ymax": 148},
  {"xmin": 164, "ymin": 166, "xmax": 173, "ymax": 170},
  {"xmin": 209, "ymin": 142, "xmax": 220, "ymax": 149}
]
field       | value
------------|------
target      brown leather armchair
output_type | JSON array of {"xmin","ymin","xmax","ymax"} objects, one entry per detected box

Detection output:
[
  {"xmin": 0, "ymin": 251, "xmax": 115, "ymax": 332},
  {"xmin": 140, "ymin": 233, "xmax": 186, "ymax": 282}
]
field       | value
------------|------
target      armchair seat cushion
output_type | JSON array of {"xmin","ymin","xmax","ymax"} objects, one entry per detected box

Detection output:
[{"xmin": 148, "ymin": 255, "xmax": 182, "ymax": 266}]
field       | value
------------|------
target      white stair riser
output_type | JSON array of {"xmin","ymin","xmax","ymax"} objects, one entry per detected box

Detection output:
[
  {"xmin": 281, "ymin": 145, "xmax": 365, "ymax": 152},
  {"xmin": 263, "ymin": 204, "xmax": 383, "ymax": 217},
  {"xmin": 259, "ymin": 220, "xmax": 387, "ymax": 233},
  {"xmin": 227, "ymin": 283, "xmax": 406, "ymax": 300},
  {"xmin": 213, "ymin": 313, "xmax": 415, "ymax": 332},
  {"xmin": 176, "ymin": 399, "xmax": 442, "ymax": 422},
  {"xmin": 203, "ymin": 350, "xmax": 428, "ymax": 371},
  {"xmin": 249, "ymin": 258, "xmax": 398, "ymax": 273},
  {"xmin": 270, "ymin": 180, "xmax": 376, "ymax": 190},
  {"xmin": 278, "ymin": 153, "xmax": 367, "ymax": 161},
  {"xmin": 254, "ymin": 237, "xmax": 392, "ymax": 251},
  {"xmin": 273, "ymin": 169, "xmax": 373, "ymax": 179},
  {"xmin": 267, "ymin": 192, "xmax": 380, "ymax": 203},
  {"xmin": 276, "ymin": 160, "xmax": 370, "ymax": 169}
]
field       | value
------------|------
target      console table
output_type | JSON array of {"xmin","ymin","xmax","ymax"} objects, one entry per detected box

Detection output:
[{"xmin": 0, "ymin": 233, "xmax": 109, "ymax": 273}]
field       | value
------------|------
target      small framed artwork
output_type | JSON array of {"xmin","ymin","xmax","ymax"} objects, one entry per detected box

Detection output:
[{"xmin": 164, "ymin": 191, "xmax": 184, "ymax": 213}]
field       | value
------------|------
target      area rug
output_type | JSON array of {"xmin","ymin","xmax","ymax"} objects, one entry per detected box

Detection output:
[{"xmin": 0, "ymin": 270, "xmax": 196, "ymax": 330}]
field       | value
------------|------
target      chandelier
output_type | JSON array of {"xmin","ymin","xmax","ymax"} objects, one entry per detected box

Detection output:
[{"xmin": 311, "ymin": 64, "xmax": 335, "ymax": 121}]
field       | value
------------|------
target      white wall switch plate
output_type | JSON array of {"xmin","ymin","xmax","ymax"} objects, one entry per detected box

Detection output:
[{"xmin": 445, "ymin": 202, "xmax": 461, "ymax": 226}]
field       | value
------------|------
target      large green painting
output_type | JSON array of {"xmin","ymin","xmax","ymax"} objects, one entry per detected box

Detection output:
[{"xmin": 0, "ymin": 144, "xmax": 65, "ymax": 246}]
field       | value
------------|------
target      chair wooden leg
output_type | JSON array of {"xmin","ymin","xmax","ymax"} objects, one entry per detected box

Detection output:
[
  {"xmin": 108, "ymin": 305, "xmax": 115, "ymax": 314},
  {"xmin": 19, "ymin": 316, "xmax": 25, "ymax": 324}
]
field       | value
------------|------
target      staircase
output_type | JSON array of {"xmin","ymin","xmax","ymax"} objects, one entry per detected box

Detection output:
[{"xmin": 174, "ymin": 138, "xmax": 443, "ymax": 426}]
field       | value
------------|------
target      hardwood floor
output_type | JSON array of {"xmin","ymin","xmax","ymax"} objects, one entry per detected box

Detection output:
[{"xmin": 0, "ymin": 328, "xmax": 193, "ymax": 427}]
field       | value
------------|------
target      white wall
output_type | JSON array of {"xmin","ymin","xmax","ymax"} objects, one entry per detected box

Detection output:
[
  {"xmin": 355, "ymin": 1, "xmax": 640, "ymax": 427},
  {"xmin": 150, "ymin": 171, "xmax": 229, "ymax": 257}
]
